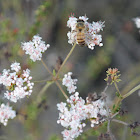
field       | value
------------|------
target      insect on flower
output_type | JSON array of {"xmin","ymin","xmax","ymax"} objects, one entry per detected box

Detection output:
[
  {"xmin": 67, "ymin": 15, "xmax": 105, "ymax": 50},
  {"xmin": 75, "ymin": 19, "xmax": 86, "ymax": 46}
]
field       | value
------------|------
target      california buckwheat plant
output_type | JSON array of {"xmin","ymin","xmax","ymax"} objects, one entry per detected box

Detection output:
[
  {"xmin": 0, "ymin": 10, "xmax": 140, "ymax": 140},
  {"xmin": 0, "ymin": 62, "xmax": 34, "ymax": 103}
]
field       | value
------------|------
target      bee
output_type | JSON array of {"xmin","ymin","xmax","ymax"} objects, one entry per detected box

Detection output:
[{"xmin": 75, "ymin": 19, "xmax": 86, "ymax": 46}]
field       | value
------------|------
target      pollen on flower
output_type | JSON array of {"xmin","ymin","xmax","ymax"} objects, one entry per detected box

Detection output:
[
  {"xmin": 67, "ymin": 15, "xmax": 105, "ymax": 50},
  {"xmin": 21, "ymin": 35, "xmax": 50, "ymax": 62},
  {"xmin": 0, "ymin": 103, "xmax": 16, "ymax": 126},
  {"xmin": 62, "ymin": 72, "xmax": 77, "ymax": 94},
  {"xmin": 0, "ymin": 62, "xmax": 34, "ymax": 103}
]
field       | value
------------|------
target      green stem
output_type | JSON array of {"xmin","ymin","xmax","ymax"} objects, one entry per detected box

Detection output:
[
  {"xmin": 121, "ymin": 76, "xmax": 140, "ymax": 95},
  {"xmin": 114, "ymin": 84, "xmax": 140, "ymax": 111},
  {"xmin": 55, "ymin": 43, "xmax": 76, "ymax": 78},
  {"xmin": 122, "ymin": 84, "xmax": 140, "ymax": 99},
  {"xmin": 41, "ymin": 59, "xmax": 68, "ymax": 99},
  {"xmin": 114, "ymin": 82, "xmax": 121, "ymax": 95}
]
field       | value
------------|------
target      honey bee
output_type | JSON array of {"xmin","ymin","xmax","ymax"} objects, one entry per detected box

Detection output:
[{"xmin": 75, "ymin": 19, "xmax": 86, "ymax": 46}]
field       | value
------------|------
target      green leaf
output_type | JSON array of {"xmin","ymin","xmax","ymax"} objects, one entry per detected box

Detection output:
[
  {"xmin": 116, "ymin": 92, "xmax": 120, "ymax": 97},
  {"xmin": 113, "ymin": 104, "xmax": 116, "ymax": 109},
  {"xmin": 53, "ymin": 69, "xmax": 56, "ymax": 76}
]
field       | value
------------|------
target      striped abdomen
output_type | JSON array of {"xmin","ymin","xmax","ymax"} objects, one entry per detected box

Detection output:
[{"xmin": 77, "ymin": 32, "xmax": 85, "ymax": 46}]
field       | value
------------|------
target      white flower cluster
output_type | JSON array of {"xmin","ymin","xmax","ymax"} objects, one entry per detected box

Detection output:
[
  {"xmin": 133, "ymin": 17, "xmax": 140, "ymax": 29},
  {"xmin": 57, "ymin": 92, "xmax": 107, "ymax": 140},
  {"xmin": 67, "ymin": 15, "xmax": 105, "ymax": 50},
  {"xmin": 0, "ymin": 103, "xmax": 16, "ymax": 126},
  {"xmin": 0, "ymin": 62, "xmax": 34, "ymax": 103},
  {"xmin": 21, "ymin": 35, "xmax": 50, "ymax": 62},
  {"xmin": 62, "ymin": 72, "xmax": 77, "ymax": 94}
]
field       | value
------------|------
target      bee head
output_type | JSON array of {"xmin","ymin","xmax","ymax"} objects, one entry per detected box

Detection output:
[
  {"xmin": 76, "ymin": 19, "xmax": 85, "ymax": 30},
  {"xmin": 77, "ymin": 19, "xmax": 84, "ymax": 23}
]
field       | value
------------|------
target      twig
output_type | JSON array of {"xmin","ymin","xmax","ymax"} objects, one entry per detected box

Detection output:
[
  {"xmin": 55, "ymin": 81, "xmax": 68, "ymax": 99},
  {"xmin": 121, "ymin": 125, "xmax": 128, "ymax": 140},
  {"xmin": 122, "ymin": 84, "xmax": 140, "ymax": 99},
  {"xmin": 33, "ymin": 79, "xmax": 52, "ymax": 83},
  {"xmin": 41, "ymin": 59, "xmax": 53, "ymax": 76},
  {"xmin": 102, "ymin": 85, "xmax": 116, "ymax": 140},
  {"xmin": 55, "ymin": 42, "xmax": 76, "ymax": 78},
  {"xmin": 41, "ymin": 58, "xmax": 68, "ymax": 99},
  {"xmin": 111, "ymin": 112, "xmax": 119, "ymax": 119},
  {"xmin": 121, "ymin": 76, "xmax": 140, "ymax": 95},
  {"xmin": 112, "ymin": 119, "xmax": 129, "ymax": 126},
  {"xmin": 114, "ymin": 84, "xmax": 140, "ymax": 111},
  {"xmin": 107, "ymin": 120, "xmax": 116, "ymax": 140}
]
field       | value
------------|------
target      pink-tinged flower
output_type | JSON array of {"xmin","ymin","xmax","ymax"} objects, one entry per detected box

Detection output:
[
  {"xmin": 57, "ymin": 91, "xmax": 107, "ymax": 139},
  {"xmin": 21, "ymin": 35, "xmax": 50, "ymax": 62},
  {"xmin": 62, "ymin": 72, "xmax": 78, "ymax": 94},
  {"xmin": 0, "ymin": 62, "xmax": 34, "ymax": 103},
  {"xmin": 0, "ymin": 103, "xmax": 16, "ymax": 126},
  {"xmin": 67, "ymin": 84, "xmax": 77, "ymax": 94},
  {"xmin": 11, "ymin": 62, "xmax": 21, "ymax": 72},
  {"xmin": 67, "ymin": 16, "xmax": 77, "ymax": 30},
  {"xmin": 105, "ymin": 68, "xmax": 121, "ymax": 84},
  {"xmin": 67, "ymin": 15, "xmax": 105, "ymax": 50}
]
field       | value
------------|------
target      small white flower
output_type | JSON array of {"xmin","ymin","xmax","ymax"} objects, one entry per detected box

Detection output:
[
  {"xmin": 62, "ymin": 72, "xmax": 78, "ymax": 94},
  {"xmin": 21, "ymin": 35, "xmax": 50, "ymax": 62},
  {"xmin": 67, "ymin": 16, "xmax": 77, "ymax": 30},
  {"xmin": 11, "ymin": 62, "xmax": 21, "ymax": 72},
  {"xmin": 0, "ymin": 62, "xmax": 34, "ymax": 103},
  {"xmin": 0, "ymin": 103, "xmax": 16, "ymax": 126},
  {"xmin": 67, "ymin": 84, "xmax": 77, "ymax": 94},
  {"xmin": 79, "ymin": 15, "xmax": 88, "ymax": 22}
]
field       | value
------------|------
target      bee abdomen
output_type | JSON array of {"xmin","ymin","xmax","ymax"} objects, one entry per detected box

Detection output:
[{"xmin": 77, "ymin": 33, "xmax": 85, "ymax": 46}]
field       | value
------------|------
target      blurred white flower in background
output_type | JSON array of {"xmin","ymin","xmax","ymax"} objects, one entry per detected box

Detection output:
[
  {"xmin": 0, "ymin": 103, "xmax": 16, "ymax": 126},
  {"xmin": 133, "ymin": 17, "xmax": 140, "ymax": 29}
]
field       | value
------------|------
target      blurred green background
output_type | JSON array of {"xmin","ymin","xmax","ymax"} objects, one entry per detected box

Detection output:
[{"xmin": 0, "ymin": 0, "xmax": 140, "ymax": 140}]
